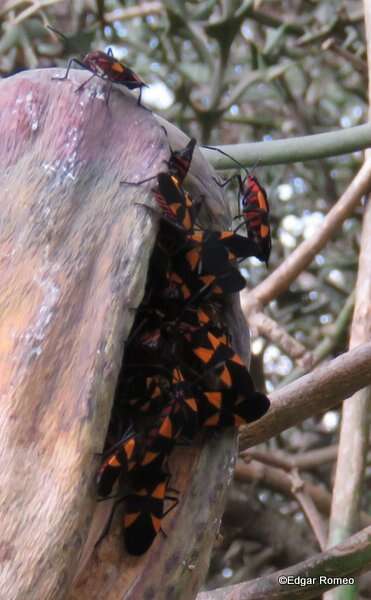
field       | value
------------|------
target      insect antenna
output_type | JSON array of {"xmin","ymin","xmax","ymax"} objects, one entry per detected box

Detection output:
[{"xmin": 202, "ymin": 145, "xmax": 250, "ymax": 176}]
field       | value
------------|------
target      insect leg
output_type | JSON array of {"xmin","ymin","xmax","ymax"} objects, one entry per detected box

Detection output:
[
  {"xmin": 52, "ymin": 58, "xmax": 87, "ymax": 81},
  {"xmin": 75, "ymin": 72, "xmax": 99, "ymax": 93}
]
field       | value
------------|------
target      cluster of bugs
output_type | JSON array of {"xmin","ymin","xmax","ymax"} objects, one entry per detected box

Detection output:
[
  {"xmin": 49, "ymin": 32, "xmax": 272, "ymax": 555},
  {"xmin": 98, "ymin": 139, "xmax": 271, "ymax": 555}
]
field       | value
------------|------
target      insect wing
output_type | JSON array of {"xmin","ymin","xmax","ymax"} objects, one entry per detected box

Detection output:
[
  {"xmin": 233, "ymin": 391, "xmax": 270, "ymax": 423},
  {"xmin": 212, "ymin": 268, "xmax": 246, "ymax": 295},
  {"xmin": 124, "ymin": 476, "xmax": 167, "ymax": 555},
  {"xmin": 84, "ymin": 50, "xmax": 146, "ymax": 89},
  {"xmin": 219, "ymin": 231, "xmax": 259, "ymax": 262},
  {"xmin": 157, "ymin": 173, "xmax": 194, "ymax": 231},
  {"xmin": 97, "ymin": 432, "xmax": 141, "ymax": 497}
]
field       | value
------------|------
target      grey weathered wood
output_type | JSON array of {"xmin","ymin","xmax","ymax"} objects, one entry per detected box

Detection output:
[{"xmin": 0, "ymin": 69, "xmax": 167, "ymax": 600}]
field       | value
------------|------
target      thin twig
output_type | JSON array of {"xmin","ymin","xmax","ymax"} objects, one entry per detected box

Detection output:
[
  {"xmin": 295, "ymin": 17, "xmax": 339, "ymax": 47},
  {"xmin": 241, "ymin": 445, "xmax": 339, "ymax": 471},
  {"xmin": 235, "ymin": 460, "xmax": 371, "ymax": 528},
  {"xmin": 322, "ymin": 37, "xmax": 368, "ymax": 75},
  {"xmin": 162, "ymin": 0, "xmax": 214, "ymax": 72},
  {"xmin": 239, "ymin": 340, "xmax": 371, "ymax": 449},
  {"xmin": 5, "ymin": 0, "xmax": 61, "ymax": 25},
  {"xmin": 279, "ymin": 292, "xmax": 355, "ymax": 386},
  {"xmin": 104, "ymin": 2, "xmax": 163, "ymax": 23},
  {"xmin": 242, "ymin": 5, "xmax": 304, "ymax": 35},
  {"xmin": 197, "ymin": 523, "xmax": 371, "ymax": 599},
  {"xmin": 219, "ymin": 64, "xmax": 293, "ymax": 113},
  {"xmin": 240, "ymin": 449, "xmax": 293, "ymax": 471},
  {"xmin": 248, "ymin": 310, "xmax": 312, "ymax": 364},
  {"xmin": 290, "ymin": 469, "xmax": 328, "ymax": 550}
]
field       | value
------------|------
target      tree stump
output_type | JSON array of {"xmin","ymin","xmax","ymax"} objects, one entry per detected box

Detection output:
[{"xmin": 0, "ymin": 69, "xmax": 249, "ymax": 600}]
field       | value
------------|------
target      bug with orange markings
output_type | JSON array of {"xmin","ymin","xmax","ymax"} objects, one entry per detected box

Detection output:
[
  {"xmin": 167, "ymin": 137, "xmax": 197, "ymax": 183},
  {"xmin": 195, "ymin": 386, "xmax": 270, "ymax": 429},
  {"xmin": 122, "ymin": 137, "xmax": 197, "ymax": 188},
  {"xmin": 48, "ymin": 26, "xmax": 148, "ymax": 105},
  {"xmin": 121, "ymin": 139, "xmax": 198, "ymax": 231},
  {"xmin": 184, "ymin": 229, "xmax": 260, "ymax": 275},
  {"xmin": 96, "ymin": 428, "xmax": 143, "ymax": 497},
  {"xmin": 154, "ymin": 173, "xmax": 196, "ymax": 232},
  {"xmin": 124, "ymin": 469, "xmax": 178, "ymax": 556},
  {"xmin": 202, "ymin": 145, "xmax": 272, "ymax": 265},
  {"xmin": 237, "ymin": 174, "xmax": 271, "ymax": 265},
  {"xmin": 136, "ymin": 368, "xmax": 199, "ymax": 464}
]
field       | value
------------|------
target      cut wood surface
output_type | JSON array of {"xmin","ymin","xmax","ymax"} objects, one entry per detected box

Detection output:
[{"xmin": 0, "ymin": 69, "xmax": 246, "ymax": 600}]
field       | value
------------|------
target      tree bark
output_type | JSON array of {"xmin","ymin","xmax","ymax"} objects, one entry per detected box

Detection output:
[{"xmin": 0, "ymin": 69, "xmax": 240, "ymax": 600}]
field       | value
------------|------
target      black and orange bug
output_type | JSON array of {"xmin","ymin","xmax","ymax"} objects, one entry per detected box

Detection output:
[
  {"xmin": 182, "ymin": 326, "xmax": 229, "ymax": 374},
  {"xmin": 97, "ymin": 428, "xmax": 143, "ymax": 497},
  {"xmin": 126, "ymin": 365, "xmax": 197, "ymax": 426},
  {"xmin": 124, "ymin": 372, "xmax": 169, "ymax": 415},
  {"xmin": 121, "ymin": 137, "xmax": 197, "ymax": 188},
  {"xmin": 170, "ymin": 331, "xmax": 268, "ymax": 430},
  {"xmin": 154, "ymin": 267, "xmax": 244, "ymax": 306},
  {"xmin": 183, "ymin": 229, "xmax": 259, "ymax": 277},
  {"xmin": 176, "ymin": 303, "xmax": 214, "ymax": 334},
  {"xmin": 202, "ymin": 145, "xmax": 271, "ymax": 265},
  {"xmin": 121, "ymin": 139, "xmax": 199, "ymax": 233},
  {"xmin": 181, "ymin": 324, "xmax": 244, "ymax": 387},
  {"xmin": 176, "ymin": 324, "xmax": 270, "ymax": 428},
  {"xmin": 151, "ymin": 253, "xmax": 244, "ymax": 314},
  {"xmin": 126, "ymin": 366, "xmax": 200, "ymax": 468},
  {"xmin": 124, "ymin": 470, "xmax": 178, "ymax": 555},
  {"xmin": 199, "ymin": 268, "xmax": 246, "ymax": 299},
  {"xmin": 191, "ymin": 336, "xmax": 270, "ymax": 424},
  {"xmin": 195, "ymin": 387, "xmax": 270, "ymax": 429},
  {"xmin": 165, "ymin": 258, "xmax": 246, "ymax": 303},
  {"xmin": 153, "ymin": 225, "xmax": 255, "ymax": 282},
  {"xmin": 149, "ymin": 226, "xmax": 253, "ymax": 309},
  {"xmin": 167, "ymin": 137, "xmax": 197, "ymax": 183},
  {"xmin": 131, "ymin": 402, "xmax": 179, "ymax": 474},
  {"xmin": 139, "ymin": 383, "xmax": 186, "ymax": 462},
  {"xmin": 122, "ymin": 171, "xmax": 196, "ymax": 232},
  {"xmin": 167, "ymin": 367, "xmax": 200, "ymax": 440},
  {"xmin": 47, "ymin": 25, "xmax": 148, "ymax": 106},
  {"xmin": 182, "ymin": 302, "xmax": 228, "ymax": 341},
  {"xmin": 154, "ymin": 173, "xmax": 196, "ymax": 232},
  {"xmin": 199, "ymin": 332, "xmax": 245, "ymax": 382},
  {"xmin": 237, "ymin": 175, "xmax": 271, "ymax": 265},
  {"xmin": 97, "ymin": 369, "xmax": 189, "ymax": 500}
]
